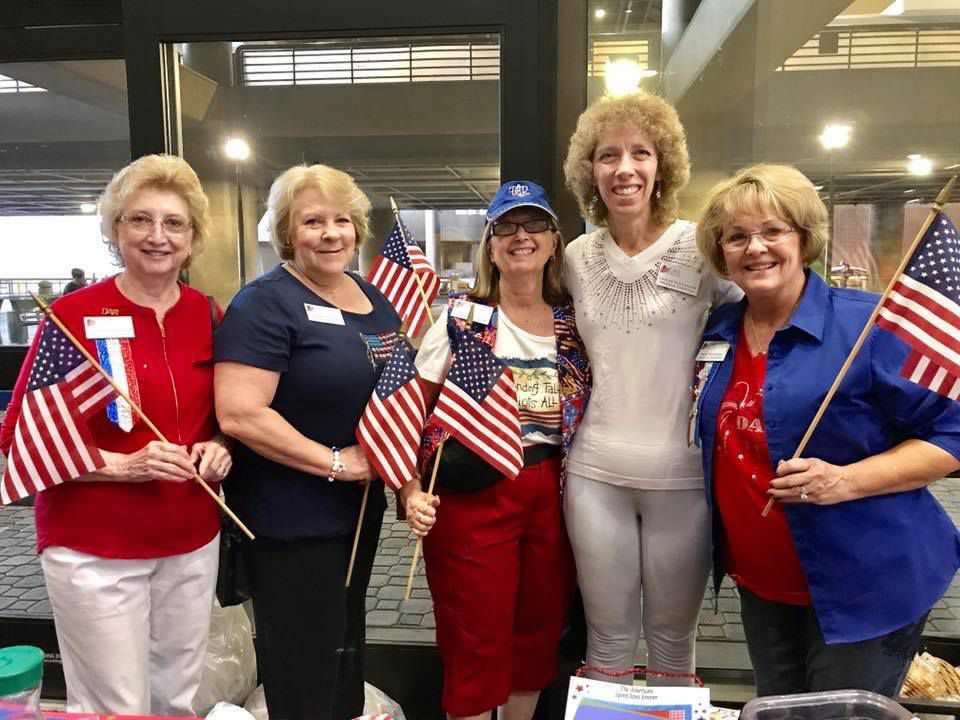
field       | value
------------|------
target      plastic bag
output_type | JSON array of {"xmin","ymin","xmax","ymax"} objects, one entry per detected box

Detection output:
[
  {"xmin": 241, "ymin": 683, "xmax": 404, "ymax": 720},
  {"xmin": 243, "ymin": 685, "xmax": 267, "ymax": 720},
  {"xmin": 362, "ymin": 682, "xmax": 405, "ymax": 720},
  {"xmin": 206, "ymin": 701, "xmax": 257, "ymax": 720},
  {"xmin": 195, "ymin": 600, "xmax": 258, "ymax": 714}
]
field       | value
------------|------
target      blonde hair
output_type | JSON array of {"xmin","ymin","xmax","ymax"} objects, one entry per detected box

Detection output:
[
  {"xmin": 470, "ymin": 214, "xmax": 568, "ymax": 306},
  {"xmin": 696, "ymin": 164, "xmax": 829, "ymax": 276},
  {"xmin": 266, "ymin": 164, "xmax": 371, "ymax": 260},
  {"xmin": 563, "ymin": 92, "xmax": 690, "ymax": 228},
  {"xmin": 99, "ymin": 154, "xmax": 210, "ymax": 269}
]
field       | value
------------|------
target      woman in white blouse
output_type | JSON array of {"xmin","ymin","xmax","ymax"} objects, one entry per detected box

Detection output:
[{"xmin": 561, "ymin": 92, "xmax": 740, "ymax": 683}]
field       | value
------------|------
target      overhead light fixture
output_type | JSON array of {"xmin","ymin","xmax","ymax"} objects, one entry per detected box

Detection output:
[
  {"xmin": 903, "ymin": 188, "xmax": 916, "ymax": 194},
  {"xmin": 224, "ymin": 137, "xmax": 251, "ymax": 162},
  {"xmin": 945, "ymin": 163, "xmax": 960, "ymax": 170},
  {"xmin": 881, "ymin": 0, "xmax": 904, "ymax": 16},
  {"xmin": 814, "ymin": 185, "xmax": 824, "ymax": 191},
  {"xmin": 907, "ymin": 154, "xmax": 933, "ymax": 176},
  {"xmin": 605, "ymin": 58, "xmax": 657, "ymax": 96},
  {"xmin": 594, "ymin": 8, "xmax": 606, "ymax": 19},
  {"xmin": 819, "ymin": 123, "xmax": 851, "ymax": 150},
  {"xmin": 80, "ymin": 202, "xmax": 97, "ymax": 214},
  {"xmin": 624, "ymin": 7, "xmax": 632, "ymax": 12}
]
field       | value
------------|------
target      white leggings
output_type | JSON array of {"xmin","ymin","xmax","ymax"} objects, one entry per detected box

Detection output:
[{"xmin": 564, "ymin": 473, "xmax": 711, "ymax": 684}]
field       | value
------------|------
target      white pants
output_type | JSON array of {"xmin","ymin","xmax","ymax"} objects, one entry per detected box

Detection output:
[
  {"xmin": 564, "ymin": 474, "xmax": 710, "ymax": 684},
  {"xmin": 41, "ymin": 535, "xmax": 219, "ymax": 716}
]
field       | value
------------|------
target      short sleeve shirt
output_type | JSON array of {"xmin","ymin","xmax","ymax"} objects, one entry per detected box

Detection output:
[{"xmin": 214, "ymin": 267, "xmax": 401, "ymax": 539}]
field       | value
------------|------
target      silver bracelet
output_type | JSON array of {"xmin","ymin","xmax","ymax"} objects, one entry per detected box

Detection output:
[{"xmin": 328, "ymin": 447, "xmax": 345, "ymax": 482}]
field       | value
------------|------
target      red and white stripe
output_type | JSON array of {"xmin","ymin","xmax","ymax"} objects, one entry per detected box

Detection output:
[
  {"xmin": 433, "ymin": 368, "xmax": 523, "ymax": 480},
  {"xmin": 877, "ymin": 274, "xmax": 960, "ymax": 378},
  {"xmin": 1, "ymin": 361, "xmax": 113, "ymax": 504},
  {"xmin": 356, "ymin": 378, "xmax": 427, "ymax": 491},
  {"xmin": 900, "ymin": 350, "xmax": 960, "ymax": 400}
]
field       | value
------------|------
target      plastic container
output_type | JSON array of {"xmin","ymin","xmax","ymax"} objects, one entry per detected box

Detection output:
[
  {"xmin": 740, "ymin": 690, "xmax": 916, "ymax": 720},
  {"xmin": 0, "ymin": 646, "xmax": 44, "ymax": 719}
]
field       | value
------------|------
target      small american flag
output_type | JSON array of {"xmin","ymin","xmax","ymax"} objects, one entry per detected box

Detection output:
[
  {"xmin": 433, "ymin": 325, "xmax": 523, "ymax": 479},
  {"xmin": 1, "ymin": 321, "xmax": 117, "ymax": 504},
  {"xmin": 356, "ymin": 337, "xmax": 426, "ymax": 491},
  {"xmin": 367, "ymin": 221, "xmax": 440, "ymax": 338},
  {"xmin": 877, "ymin": 211, "xmax": 960, "ymax": 399}
]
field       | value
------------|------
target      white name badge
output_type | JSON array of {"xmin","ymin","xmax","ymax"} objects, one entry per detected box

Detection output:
[
  {"xmin": 656, "ymin": 260, "xmax": 702, "ymax": 296},
  {"xmin": 304, "ymin": 303, "xmax": 345, "ymax": 325},
  {"xmin": 83, "ymin": 316, "xmax": 135, "ymax": 339},
  {"xmin": 696, "ymin": 340, "xmax": 730, "ymax": 363},
  {"xmin": 451, "ymin": 299, "xmax": 494, "ymax": 326}
]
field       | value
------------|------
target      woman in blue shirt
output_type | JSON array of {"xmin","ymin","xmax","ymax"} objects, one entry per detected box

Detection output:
[
  {"xmin": 693, "ymin": 163, "xmax": 960, "ymax": 697},
  {"xmin": 214, "ymin": 164, "xmax": 400, "ymax": 720}
]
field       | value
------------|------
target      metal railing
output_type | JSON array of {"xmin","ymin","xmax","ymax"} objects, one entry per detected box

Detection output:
[
  {"xmin": 779, "ymin": 24, "xmax": 960, "ymax": 71},
  {"xmin": 238, "ymin": 38, "xmax": 500, "ymax": 87}
]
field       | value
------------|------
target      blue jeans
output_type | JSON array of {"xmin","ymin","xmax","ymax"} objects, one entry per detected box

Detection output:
[{"xmin": 739, "ymin": 586, "xmax": 927, "ymax": 697}]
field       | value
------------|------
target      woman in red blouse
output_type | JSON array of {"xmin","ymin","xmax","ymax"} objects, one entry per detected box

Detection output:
[{"xmin": 0, "ymin": 154, "xmax": 231, "ymax": 716}]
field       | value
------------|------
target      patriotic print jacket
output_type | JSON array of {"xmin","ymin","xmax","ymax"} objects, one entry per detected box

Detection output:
[
  {"xmin": 420, "ymin": 296, "xmax": 591, "ymax": 486},
  {"xmin": 695, "ymin": 270, "xmax": 960, "ymax": 643}
]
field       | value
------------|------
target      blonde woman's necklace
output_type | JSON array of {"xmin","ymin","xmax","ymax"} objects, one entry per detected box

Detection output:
[{"xmin": 744, "ymin": 313, "xmax": 773, "ymax": 356}]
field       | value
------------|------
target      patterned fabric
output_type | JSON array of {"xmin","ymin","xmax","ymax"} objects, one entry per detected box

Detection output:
[{"xmin": 419, "ymin": 296, "xmax": 591, "ymax": 486}]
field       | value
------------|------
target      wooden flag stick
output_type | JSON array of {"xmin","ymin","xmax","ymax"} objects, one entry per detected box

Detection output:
[
  {"xmin": 761, "ymin": 174, "xmax": 958, "ymax": 517},
  {"xmin": 404, "ymin": 438, "xmax": 445, "ymax": 601},
  {"xmin": 344, "ymin": 481, "xmax": 370, "ymax": 588},
  {"xmin": 30, "ymin": 292, "xmax": 256, "ymax": 539},
  {"xmin": 390, "ymin": 196, "xmax": 436, "ymax": 328}
]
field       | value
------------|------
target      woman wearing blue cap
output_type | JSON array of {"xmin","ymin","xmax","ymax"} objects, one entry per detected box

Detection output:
[
  {"xmin": 399, "ymin": 180, "xmax": 591, "ymax": 720},
  {"xmin": 561, "ymin": 92, "xmax": 740, "ymax": 683}
]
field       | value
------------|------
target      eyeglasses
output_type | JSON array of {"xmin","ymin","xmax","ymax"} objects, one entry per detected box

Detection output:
[
  {"xmin": 490, "ymin": 218, "xmax": 555, "ymax": 237},
  {"xmin": 718, "ymin": 225, "xmax": 796, "ymax": 251},
  {"xmin": 119, "ymin": 213, "xmax": 193, "ymax": 236}
]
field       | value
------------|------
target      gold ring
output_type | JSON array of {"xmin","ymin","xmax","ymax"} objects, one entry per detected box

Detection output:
[{"xmin": 800, "ymin": 491, "xmax": 809, "ymax": 501}]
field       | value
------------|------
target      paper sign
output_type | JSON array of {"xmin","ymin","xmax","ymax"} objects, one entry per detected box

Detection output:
[
  {"xmin": 304, "ymin": 303, "xmax": 345, "ymax": 325},
  {"xmin": 695, "ymin": 341, "xmax": 730, "ymax": 363},
  {"xmin": 656, "ymin": 261, "xmax": 702, "ymax": 296},
  {"xmin": 565, "ymin": 676, "xmax": 710, "ymax": 720},
  {"xmin": 451, "ymin": 299, "xmax": 494, "ymax": 325},
  {"xmin": 83, "ymin": 316, "xmax": 135, "ymax": 339}
]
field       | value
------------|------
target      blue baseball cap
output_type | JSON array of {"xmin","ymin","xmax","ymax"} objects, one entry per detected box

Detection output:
[{"xmin": 486, "ymin": 180, "xmax": 558, "ymax": 223}]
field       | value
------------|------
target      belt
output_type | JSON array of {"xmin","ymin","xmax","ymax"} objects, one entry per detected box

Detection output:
[{"xmin": 523, "ymin": 443, "xmax": 561, "ymax": 467}]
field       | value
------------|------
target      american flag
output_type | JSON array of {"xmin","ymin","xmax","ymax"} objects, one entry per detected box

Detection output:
[
  {"xmin": 367, "ymin": 221, "xmax": 440, "ymax": 338},
  {"xmin": 876, "ymin": 212, "xmax": 960, "ymax": 399},
  {"xmin": 432, "ymin": 325, "xmax": 523, "ymax": 479},
  {"xmin": 356, "ymin": 337, "xmax": 426, "ymax": 491},
  {"xmin": 1, "ymin": 321, "xmax": 117, "ymax": 504}
]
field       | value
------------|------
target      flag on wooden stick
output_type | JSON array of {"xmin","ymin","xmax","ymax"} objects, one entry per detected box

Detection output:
[{"xmin": 1, "ymin": 321, "xmax": 116, "ymax": 504}]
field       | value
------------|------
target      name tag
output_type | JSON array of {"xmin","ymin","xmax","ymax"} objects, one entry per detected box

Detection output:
[
  {"xmin": 451, "ymin": 299, "xmax": 493, "ymax": 326},
  {"xmin": 695, "ymin": 340, "xmax": 730, "ymax": 362},
  {"xmin": 656, "ymin": 260, "xmax": 702, "ymax": 296},
  {"xmin": 304, "ymin": 303, "xmax": 345, "ymax": 325},
  {"xmin": 84, "ymin": 316, "xmax": 135, "ymax": 339}
]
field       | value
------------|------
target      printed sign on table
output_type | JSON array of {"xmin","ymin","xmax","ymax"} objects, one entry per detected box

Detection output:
[{"xmin": 565, "ymin": 677, "xmax": 710, "ymax": 720}]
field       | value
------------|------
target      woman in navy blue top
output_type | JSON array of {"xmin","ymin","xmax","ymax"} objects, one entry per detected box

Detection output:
[
  {"xmin": 214, "ymin": 164, "xmax": 401, "ymax": 720},
  {"xmin": 693, "ymin": 164, "xmax": 960, "ymax": 697}
]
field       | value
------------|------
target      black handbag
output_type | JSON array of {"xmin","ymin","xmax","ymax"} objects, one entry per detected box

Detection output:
[
  {"xmin": 216, "ymin": 520, "xmax": 251, "ymax": 607},
  {"xmin": 432, "ymin": 438, "xmax": 504, "ymax": 494},
  {"xmin": 207, "ymin": 295, "xmax": 251, "ymax": 607}
]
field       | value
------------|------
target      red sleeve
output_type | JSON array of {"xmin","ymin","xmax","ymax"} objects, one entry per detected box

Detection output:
[{"xmin": 0, "ymin": 319, "xmax": 46, "ymax": 456}]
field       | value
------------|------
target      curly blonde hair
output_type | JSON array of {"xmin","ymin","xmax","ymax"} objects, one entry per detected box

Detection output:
[
  {"xmin": 98, "ymin": 154, "xmax": 210, "ymax": 269},
  {"xmin": 563, "ymin": 92, "xmax": 690, "ymax": 228},
  {"xmin": 696, "ymin": 164, "xmax": 828, "ymax": 276},
  {"xmin": 266, "ymin": 164, "xmax": 371, "ymax": 260}
]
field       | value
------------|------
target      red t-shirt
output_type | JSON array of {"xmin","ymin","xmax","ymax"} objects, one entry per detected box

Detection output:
[
  {"xmin": 713, "ymin": 328, "xmax": 810, "ymax": 605},
  {"xmin": 0, "ymin": 277, "xmax": 221, "ymax": 558}
]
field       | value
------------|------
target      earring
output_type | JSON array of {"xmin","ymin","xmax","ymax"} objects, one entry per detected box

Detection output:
[
  {"xmin": 655, "ymin": 183, "xmax": 662, "ymax": 200},
  {"xmin": 589, "ymin": 188, "xmax": 602, "ymax": 214}
]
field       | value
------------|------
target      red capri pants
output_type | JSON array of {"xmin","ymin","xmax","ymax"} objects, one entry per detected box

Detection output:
[{"xmin": 423, "ymin": 455, "xmax": 575, "ymax": 717}]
